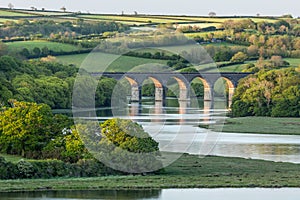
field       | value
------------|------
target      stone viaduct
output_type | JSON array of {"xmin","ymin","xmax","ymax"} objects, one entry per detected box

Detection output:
[{"xmin": 91, "ymin": 72, "xmax": 252, "ymax": 106}]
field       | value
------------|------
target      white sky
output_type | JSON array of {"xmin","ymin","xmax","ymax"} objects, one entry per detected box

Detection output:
[{"xmin": 0, "ymin": 0, "xmax": 299, "ymax": 17}]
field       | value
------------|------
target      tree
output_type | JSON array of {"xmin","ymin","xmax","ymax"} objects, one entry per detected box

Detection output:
[
  {"xmin": 247, "ymin": 45, "xmax": 259, "ymax": 57},
  {"xmin": 0, "ymin": 101, "xmax": 53, "ymax": 157},
  {"xmin": 92, "ymin": 118, "xmax": 162, "ymax": 173},
  {"xmin": 8, "ymin": 3, "xmax": 14, "ymax": 9},
  {"xmin": 230, "ymin": 52, "xmax": 248, "ymax": 63},
  {"xmin": 231, "ymin": 67, "xmax": 300, "ymax": 117},
  {"xmin": 61, "ymin": 126, "xmax": 91, "ymax": 163},
  {"xmin": 208, "ymin": 12, "xmax": 216, "ymax": 17},
  {"xmin": 60, "ymin": 6, "xmax": 66, "ymax": 12}
]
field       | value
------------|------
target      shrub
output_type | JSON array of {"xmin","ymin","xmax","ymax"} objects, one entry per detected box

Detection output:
[{"xmin": 17, "ymin": 160, "xmax": 35, "ymax": 178}]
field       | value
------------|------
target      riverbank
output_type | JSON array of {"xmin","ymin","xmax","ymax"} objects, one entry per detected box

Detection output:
[
  {"xmin": 202, "ymin": 117, "xmax": 300, "ymax": 135},
  {"xmin": 1, "ymin": 153, "xmax": 300, "ymax": 192}
]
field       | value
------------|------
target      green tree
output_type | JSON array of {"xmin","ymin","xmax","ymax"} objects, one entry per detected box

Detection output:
[
  {"xmin": 230, "ymin": 52, "xmax": 248, "ymax": 63},
  {"xmin": 231, "ymin": 67, "xmax": 300, "ymax": 117},
  {"xmin": 0, "ymin": 101, "xmax": 53, "ymax": 157},
  {"xmin": 93, "ymin": 118, "xmax": 162, "ymax": 173}
]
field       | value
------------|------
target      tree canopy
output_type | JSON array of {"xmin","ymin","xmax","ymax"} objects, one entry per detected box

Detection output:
[{"xmin": 232, "ymin": 64, "xmax": 300, "ymax": 117}]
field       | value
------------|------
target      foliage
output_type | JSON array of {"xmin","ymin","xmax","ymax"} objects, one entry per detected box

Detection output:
[
  {"xmin": 0, "ymin": 157, "xmax": 17, "ymax": 179},
  {"xmin": 96, "ymin": 118, "xmax": 162, "ymax": 173},
  {"xmin": 3, "ymin": 154, "xmax": 300, "ymax": 188},
  {"xmin": 0, "ymin": 20, "xmax": 129, "ymax": 39},
  {"xmin": 230, "ymin": 52, "xmax": 248, "ymax": 63},
  {"xmin": 0, "ymin": 56, "xmax": 115, "ymax": 109},
  {"xmin": 61, "ymin": 127, "xmax": 91, "ymax": 163},
  {"xmin": 232, "ymin": 66, "xmax": 300, "ymax": 117},
  {"xmin": 0, "ymin": 156, "xmax": 120, "ymax": 179},
  {"xmin": 0, "ymin": 101, "xmax": 53, "ymax": 157},
  {"xmin": 0, "ymin": 100, "xmax": 91, "ymax": 162}
]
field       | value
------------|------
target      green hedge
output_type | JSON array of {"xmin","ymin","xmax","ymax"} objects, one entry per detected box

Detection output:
[{"xmin": 0, "ymin": 157, "xmax": 122, "ymax": 179}]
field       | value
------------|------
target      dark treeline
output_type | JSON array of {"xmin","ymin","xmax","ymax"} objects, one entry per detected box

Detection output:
[{"xmin": 0, "ymin": 19, "xmax": 129, "ymax": 39}]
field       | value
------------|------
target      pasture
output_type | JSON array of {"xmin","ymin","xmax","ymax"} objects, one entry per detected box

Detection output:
[
  {"xmin": 284, "ymin": 58, "xmax": 300, "ymax": 67},
  {"xmin": 0, "ymin": 9, "xmax": 35, "ymax": 17},
  {"xmin": 6, "ymin": 40, "xmax": 84, "ymax": 52},
  {"xmin": 152, "ymin": 15, "xmax": 279, "ymax": 23},
  {"xmin": 57, "ymin": 52, "xmax": 169, "ymax": 72}
]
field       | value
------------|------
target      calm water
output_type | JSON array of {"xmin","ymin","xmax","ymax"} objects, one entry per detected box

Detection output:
[
  {"xmin": 2, "ymin": 188, "xmax": 300, "ymax": 200},
  {"xmin": 69, "ymin": 98, "xmax": 300, "ymax": 164}
]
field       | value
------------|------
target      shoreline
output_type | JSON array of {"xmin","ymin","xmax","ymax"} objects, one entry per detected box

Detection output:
[
  {"xmin": 1, "ymin": 154, "xmax": 300, "ymax": 192},
  {"xmin": 201, "ymin": 117, "xmax": 300, "ymax": 135}
]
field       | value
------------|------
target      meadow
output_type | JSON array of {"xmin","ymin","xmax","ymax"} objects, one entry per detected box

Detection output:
[
  {"xmin": 1, "ymin": 153, "xmax": 300, "ymax": 192},
  {"xmin": 16, "ymin": 10, "xmax": 75, "ymax": 16},
  {"xmin": 57, "ymin": 52, "xmax": 169, "ymax": 72},
  {"xmin": 204, "ymin": 58, "xmax": 300, "ymax": 73},
  {"xmin": 209, "ymin": 117, "xmax": 300, "ymax": 135},
  {"xmin": 6, "ymin": 40, "xmax": 84, "ymax": 52},
  {"xmin": 0, "ymin": 10, "xmax": 35, "ymax": 17},
  {"xmin": 78, "ymin": 14, "xmax": 194, "ymax": 24},
  {"xmin": 152, "ymin": 16, "xmax": 279, "ymax": 23},
  {"xmin": 284, "ymin": 58, "xmax": 300, "ymax": 67}
]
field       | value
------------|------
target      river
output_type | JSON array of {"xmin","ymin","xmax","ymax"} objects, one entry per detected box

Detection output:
[
  {"xmin": 3, "ymin": 98, "xmax": 300, "ymax": 199},
  {"xmin": 69, "ymin": 98, "xmax": 300, "ymax": 164}
]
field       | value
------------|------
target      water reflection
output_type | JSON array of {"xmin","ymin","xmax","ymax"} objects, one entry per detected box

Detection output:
[
  {"xmin": 0, "ymin": 190, "xmax": 160, "ymax": 200},
  {"xmin": 127, "ymin": 98, "xmax": 300, "ymax": 164},
  {"xmin": 66, "ymin": 98, "xmax": 300, "ymax": 164},
  {"xmin": 3, "ymin": 188, "xmax": 300, "ymax": 200}
]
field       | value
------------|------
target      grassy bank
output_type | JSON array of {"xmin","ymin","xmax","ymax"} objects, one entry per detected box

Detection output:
[
  {"xmin": 210, "ymin": 117, "xmax": 300, "ymax": 135},
  {"xmin": 1, "ymin": 153, "xmax": 300, "ymax": 192}
]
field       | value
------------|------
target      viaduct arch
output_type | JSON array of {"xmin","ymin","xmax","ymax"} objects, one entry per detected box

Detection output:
[{"xmin": 91, "ymin": 72, "xmax": 252, "ymax": 106}]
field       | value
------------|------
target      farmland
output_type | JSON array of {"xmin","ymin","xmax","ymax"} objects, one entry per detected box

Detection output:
[
  {"xmin": 57, "ymin": 52, "xmax": 169, "ymax": 72},
  {"xmin": 0, "ymin": 10, "xmax": 36, "ymax": 17},
  {"xmin": 6, "ymin": 40, "xmax": 84, "ymax": 52}
]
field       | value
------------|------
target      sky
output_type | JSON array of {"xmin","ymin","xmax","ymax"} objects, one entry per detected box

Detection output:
[{"xmin": 0, "ymin": 0, "xmax": 299, "ymax": 17}]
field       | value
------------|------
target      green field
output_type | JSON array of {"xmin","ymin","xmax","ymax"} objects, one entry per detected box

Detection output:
[
  {"xmin": 77, "ymin": 15, "xmax": 277, "ymax": 27},
  {"xmin": 209, "ymin": 117, "xmax": 300, "ymax": 135},
  {"xmin": 153, "ymin": 16, "xmax": 279, "ymax": 23},
  {"xmin": 0, "ymin": 18, "xmax": 17, "ymax": 23},
  {"xmin": 57, "ymin": 52, "xmax": 169, "ymax": 72},
  {"xmin": 16, "ymin": 10, "xmax": 74, "ymax": 16},
  {"xmin": 284, "ymin": 58, "xmax": 300, "ymax": 67},
  {"xmin": 1, "ymin": 153, "xmax": 300, "ymax": 192},
  {"xmin": 6, "ymin": 40, "xmax": 84, "ymax": 52},
  {"xmin": 0, "ymin": 10, "xmax": 35, "ymax": 17},
  {"xmin": 78, "ymin": 15, "xmax": 195, "ymax": 24},
  {"xmin": 203, "ymin": 58, "xmax": 300, "ymax": 73}
]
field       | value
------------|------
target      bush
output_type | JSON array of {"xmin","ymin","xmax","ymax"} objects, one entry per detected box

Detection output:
[
  {"xmin": 0, "ymin": 157, "xmax": 121, "ymax": 180},
  {"xmin": 17, "ymin": 160, "xmax": 35, "ymax": 178},
  {"xmin": 0, "ymin": 157, "xmax": 17, "ymax": 179}
]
